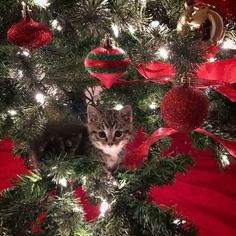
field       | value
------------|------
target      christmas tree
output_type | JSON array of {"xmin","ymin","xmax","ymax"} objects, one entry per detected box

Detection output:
[{"xmin": 0, "ymin": 0, "xmax": 236, "ymax": 235}]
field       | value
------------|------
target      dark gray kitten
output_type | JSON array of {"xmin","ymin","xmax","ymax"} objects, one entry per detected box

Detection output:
[{"xmin": 30, "ymin": 105, "xmax": 133, "ymax": 169}]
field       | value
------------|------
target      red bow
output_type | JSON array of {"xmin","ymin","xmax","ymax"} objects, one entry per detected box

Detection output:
[{"xmin": 136, "ymin": 57, "xmax": 236, "ymax": 102}]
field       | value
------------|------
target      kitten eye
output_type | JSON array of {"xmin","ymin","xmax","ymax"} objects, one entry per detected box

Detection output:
[
  {"xmin": 98, "ymin": 131, "xmax": 106, "ymax": 139},
  {"xmin": 115, "ymin": 130, "xmax": 123, "ymax": 138}
]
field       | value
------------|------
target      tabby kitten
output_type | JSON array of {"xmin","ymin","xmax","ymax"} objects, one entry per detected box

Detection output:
[{"xmin": 30, "ymin": 105, "xmax": 133, "ymax": 170}]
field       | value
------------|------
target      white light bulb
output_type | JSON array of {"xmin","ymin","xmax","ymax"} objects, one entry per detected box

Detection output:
[
  {"xmin": 8, "ymin": 110, "xmax": 17, "ymax": 116},
  {"xmin": 100, "ymin": 200, "xmax": 109, "ymax": 217},
  {"xmin": 128, "ymin": 24, "xmax": 136, "ymax": 35},
  {"xmin": 22, "ymin": 50, "xmax": 30, "ymax": 57},
  {"xmin": 221, "ymin": 155, "xmax": 230, "ymax": 167},
  {"xmin": 58, "ymin": 177, "xmax": 67, "ymax": 187},
  {"xmin": 173, "ymin": 218, "xmax": 186, "ymax": 225},
  {"xmin": 150, "ymin": 20, "xmax": 160, "ymax": 28},
  {"xmin": 149, "ymin": 102, "xmax": 157, "ymax": 110},
  {"xmin": 111, "ymin": 23, "xmax": 119, "ymax": 38},
  {"xmin": 9, "ymin": 69, "xmax": 24, "ymax": 79},
  {"xmin": 114, "ymin": 104, "xmax": 124, "ymax": 110},
  {"xmin": 221, "ymin": 39, "xmax": 236, "ymax": 49},
  {"xmin": 208, "ymin": 57, "xmax": 216, "ymax": 62},
  {"xmin": 51, "ymin": 19, "xmax": 62, "ymax": 31},
  {"xmin": 17, "ymin": 49, "xmax": 30, "ymax": 57},
  {"xmin": 35, "ymin": 93, "xmax": 45, "ymax": 105},
  {"xmin": 33, "ymin": 0, "xmax": 50, "ymax": 8},
  {"xmin": 159, "ymin": 47, "xmax": 169, "ymax": 60}
]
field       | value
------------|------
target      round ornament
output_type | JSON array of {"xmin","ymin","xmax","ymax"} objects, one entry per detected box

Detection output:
[
  {"xmin": 7, "ymin": 17, "xmax": 52, "ymax": 49},
  {"xmin": 177, "ymin": 3, "xmax": 224, "ymax": 58},
  {"xmin": 160, "ymin": 86, "xmax": 209, "ymax": 132},
  {"xmin": 84, "ymin": 35, "xmax": 131, "ymax": 89}
]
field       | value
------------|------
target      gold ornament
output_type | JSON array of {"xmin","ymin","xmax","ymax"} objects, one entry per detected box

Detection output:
[{"xmin": 177, "ymin": 3, "xmax": 224, "ymax": 47}]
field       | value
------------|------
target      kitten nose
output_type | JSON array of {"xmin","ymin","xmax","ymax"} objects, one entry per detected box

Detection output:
[{"xmin": 108, "ymin": 142, "xmax": 113, "ymax": 147}]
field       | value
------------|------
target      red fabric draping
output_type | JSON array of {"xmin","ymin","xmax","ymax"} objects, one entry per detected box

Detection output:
[
  {"xmin": 0, "ymin": 138, "xmax": 28, "ymax": 190},
  {"xmin": 150, "ymin": 132, "xmax": 236, "ymax": 236},
  {"xmin": 197, "ymin": 57, "xmax": 236, "ymax": 84}
]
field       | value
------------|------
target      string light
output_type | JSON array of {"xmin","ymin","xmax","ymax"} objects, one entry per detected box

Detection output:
[
  {"xmin": 221, "ymin": 154, "xmax": 230, "ymax": 167},
  {"xmin": 158, "ymin": 47, "xmax": 169, "ymax": 60},
  {"xmin": 35, "ymin": 93, "xmax": 45, "ymax": 105},
  {"xmin": 33, "ymin": 0, "xmax": 50, "ymax": 8},
  {"xmin": 22, "ymin": 50, "xmax": 30, "ymax": 57},
  {"xmin": 58, "ymin": 177, "xmax": 68, "ymax": 187},
  {"xmin": 9, "ymin": 69, "xmax": 24, "ymax": 79},
  {"xmin": 149, "ymin": 102, "xmax": 157, "ymax": 110},
  {"xmin": 100, "ymin": 200, "xmax": 109, "ymax": 217},
  {"xmin": 51, "ymin": 19, "xmax": 63, "ymax": 31},
  {"xmin": 111, "ymin": 23, "xmax": 119, "ymax": 38},
  {"xmin": 173, "ymin": 219, "xmax": 186, "ymax": 225},
  {"xmin": 17, "ymin": 49, "xmax": 30, "ymax": 57},
  {"xmin": 150, "ymin": 20, "xmax": 160, "ymax": 28},
  {"xmin": 8, "ymin": 110, "xmax": 17, "ymax": 116},
  {"xmin": 221, "ymin": 39, "xmax": 236, "ymax": 49},
  {"xmin": 128, "ymin": 24, "xmax": 136, "ymax": 35},
  {"xmin": 114, "ymin": 104, "xmax": 124, "ymax": 110},
  {"xmin": 208, "ymin": 57, "xmax": 216, "ymax": 62}
]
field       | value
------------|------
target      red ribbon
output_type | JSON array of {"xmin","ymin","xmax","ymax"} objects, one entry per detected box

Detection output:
[
  {"xmin": 195, "ymin": 128, "xmax": 236, "ymax": 157},
  {"xmin": 123, "ymin": 127, "xmax": 236, "ymax": 169},
  {"xmin": 115, "ymin": 58, "xmax": 236, "ymax": 102}
]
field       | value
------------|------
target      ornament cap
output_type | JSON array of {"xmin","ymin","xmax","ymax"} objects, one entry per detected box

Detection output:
[
  {"xmin": 101, "ymin": 34, "xmax": 113, "ymax": 48},
  {"xmin": 178, "ymin": 74, "xmax": 192, "ymax": 87},
  {"xmin": 21, "ymin": 1, "xmax": 31, "ymax": 19}
]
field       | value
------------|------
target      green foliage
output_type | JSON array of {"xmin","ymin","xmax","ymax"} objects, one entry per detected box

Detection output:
[
  {"xmin": 115, "ymin": 154, "xmax": 193, "ymax": 194},
  {"xmin": 39, "ymin": 192, "xmax": 85, "ymax": 236},
  {"xmin": 160, "ymin": 0, "xmax": 184, "ymax": 28},
  {"xmin": 0, "ymin": 0, "xmax": 235, "ymax": 235},
  {"xmin": 130, "ymin": 198, "xmax": 196, "ymax": 236},
  {"xmin": 0, "ymin": 172, "xmax": 48, "ymax": 236}
]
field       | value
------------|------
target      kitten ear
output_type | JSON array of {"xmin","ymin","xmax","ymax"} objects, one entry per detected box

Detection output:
[
  {"xmin": 119, "ymin": 105, "xmax": 132, "ymax": 123},
  {"xmin": 87, "ymin": 105, "xmax": 101, "ymax": 123}
]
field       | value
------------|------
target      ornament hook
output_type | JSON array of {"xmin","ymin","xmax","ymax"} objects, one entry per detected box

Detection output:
[
  {"xmin": 21, "ymin": 1, "xmax": 31, "ymax": 19},
  {"xmin": 179, "ymin": 73, "xmax": 192, "ymax": 87},
  {"xmin": 101, "ymin": 34, "xmax": 113, "ymax": 48}
]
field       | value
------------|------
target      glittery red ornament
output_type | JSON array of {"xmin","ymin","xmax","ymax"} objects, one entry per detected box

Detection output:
[
  {"xmin": 84, "ymin": 46, "xmax": 131, "ymax": 89},
  {"xmin": 160, "ymin": 86, "xmax": 209, "ymax": 132},
  {"xmin": 7, "ymin": 17, "xmax": 52, "ymax": 49}
]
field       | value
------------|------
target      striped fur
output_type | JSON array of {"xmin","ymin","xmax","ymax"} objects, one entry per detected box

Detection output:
[{"xmin": 87, "ymin": 105, "xmax": 133, "ymax": 169}]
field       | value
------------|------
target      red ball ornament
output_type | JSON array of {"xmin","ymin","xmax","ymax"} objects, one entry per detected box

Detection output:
[
  {"xmin": 160, "ymin": 86, "xmax": 209, "ymax": 132},
  {"xmin": 7, "ymin": 17, "xmax": 52, "ymax": 49},
  {"xmin": 84, "ymin": 36, "xmax": 131, "ymax": 89}
]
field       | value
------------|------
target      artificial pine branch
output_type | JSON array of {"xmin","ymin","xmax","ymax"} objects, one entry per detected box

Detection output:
[
  {"xmin": 39, "ymin": 192, "xmax": 85, "ymax": 236},
  {"xmin": 123, "ymin": 154, "xmax": 193, "ymax": 193},
  {"xmin": 0, "ymin": 172, "xmax": 48, "ymax": 236}
]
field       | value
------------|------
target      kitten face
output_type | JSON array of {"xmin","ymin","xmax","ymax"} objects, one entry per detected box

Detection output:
[{"xmin": 87, "ymin": 105, "xmax": 133, "ymax": 154}]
